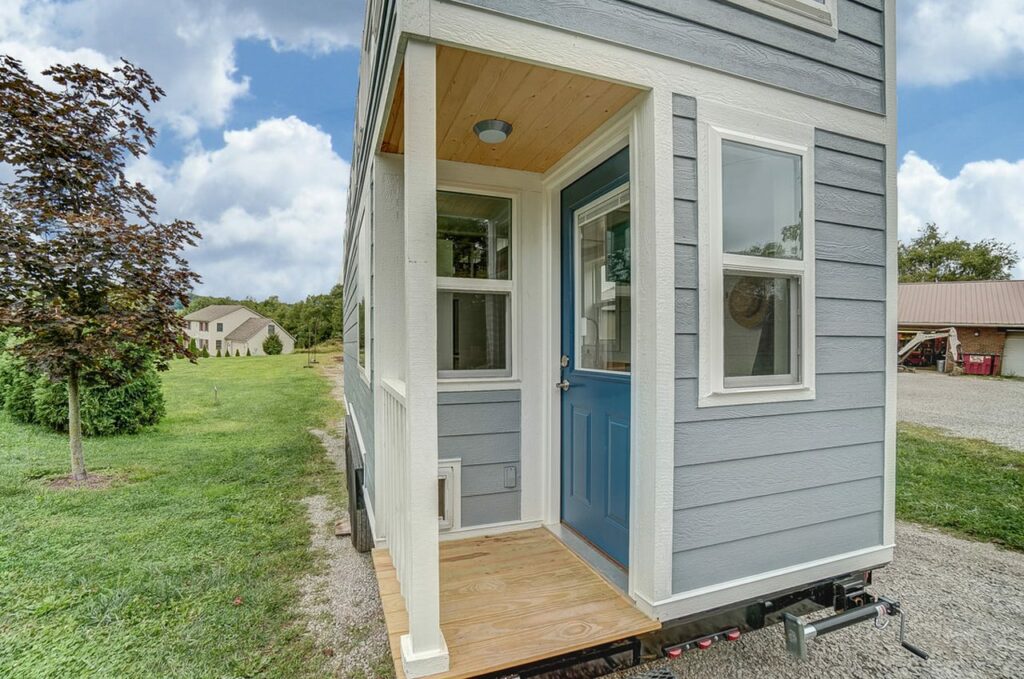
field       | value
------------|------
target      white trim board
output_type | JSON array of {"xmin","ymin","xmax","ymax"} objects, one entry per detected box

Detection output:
[{"xmin": 636, "ymin": 545, "xmax": 894, "ymax": 621}]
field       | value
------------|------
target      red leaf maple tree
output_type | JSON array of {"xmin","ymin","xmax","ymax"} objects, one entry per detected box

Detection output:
[{"xmin": 0, "ymin": 55, "xmax": 201, "ymax": 481}]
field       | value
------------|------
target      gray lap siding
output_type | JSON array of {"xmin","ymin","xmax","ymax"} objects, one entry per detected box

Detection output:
[
  {"xmin": 672, "ymin": 95, "xmax": 888, "ymax": 593},
  {"xmin": 438, "ymin": 390, "xmax": 522, "ymax": 527},
  {"xmin": 343, "ymin": 225, "xmax": 375, "ymax": 509},
  {"xmin": 445, "ymin": 0, "xmax": 887, "ymax": 113}
]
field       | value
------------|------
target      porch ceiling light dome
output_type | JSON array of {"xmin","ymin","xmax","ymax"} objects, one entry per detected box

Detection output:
[{"xmin": 473, "ymin": 118, "xmax": 513, "ymax": 144}]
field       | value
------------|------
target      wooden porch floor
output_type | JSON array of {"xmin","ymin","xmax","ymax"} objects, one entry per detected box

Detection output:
[{"xmin": 372, "ymin": 528, "xmax": 661, "ymax": 679}]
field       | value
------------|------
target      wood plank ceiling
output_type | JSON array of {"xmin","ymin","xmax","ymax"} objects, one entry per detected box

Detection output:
[{"xmin": 381, "ymin": 46, "xmax": 641, "ymax": 174}]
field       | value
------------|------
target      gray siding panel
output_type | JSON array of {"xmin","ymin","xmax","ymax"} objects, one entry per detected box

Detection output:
[
  {"xmin": 672, "ymin": 512, "xmax": 883, "ymax": 591},
  {"xmin": 818, "ymin": 337, "xmax": 886, "ymax": 374},
  {"xmin": 838, "ymin": 0, "xmax": 885, "ymax": 46},
  {"xmin": 450, "ymin": 0, "xmax": 886, "ymax": 113},
  {"xmin": 674, "ymin": 443, "xmax": 884, "ymax": 509},
  {"xmin": 438, "ymin": 401, "xmax": 521, "ymax": 436},
  {"xmin": 816, "ymin": 148, "xmax": 885, "ymax": 195},
  {"xmin": 815, "ymin": 184, "xmax": 886, "ymax": 230},
  {"xmin": 670, "ymin": 112, "xmax": 888, "ymax": 594},
  {"xmin": 817, "ymin": 222, "xmax": 886, "ymax": 266},
  {"xmin": 674, "ymin": 477, "xmax": 882, "ymax": 551},
  {"xmin": 437, "ymin": 390, "xmax": 522, "ymax": 527},
  {"xmin": 462, "ymin": 462, "xmax": 520, "ymax": 497},
  {"xmin": 675, "ymin": 244, "xmax": 698, "ymax": 289},
  {"xmin": 818, "ymin": 299, "xmax": 885, "ymax": 336},
  {"xmin": 816, "ymin": 260, "xmax": 886, "ymax": 301},
  {"xmin": 815, "ymin": 130, "xmax": 885, "ymax": 161},
  {"xmin": 462, "ymin": 492, "xmax": 521, "ymax": 526},
  {"xmin": 673, "ymin": 158, "xmax": 698, "ymax": 201},
  {"xmin": 675, "ymin": 200, "xmax": 698, "ymax": 244},
  {"xmin": 438, "ymin": 431, "xmax": 520, "ymax": 464},
  {"xmin": 675, "ymin": 408, "xmax": 886, "ymax": 466}
]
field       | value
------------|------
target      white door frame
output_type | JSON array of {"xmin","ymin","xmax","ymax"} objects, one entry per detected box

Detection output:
[{"xmin": 539, "ymin": 88, "xmax": 676, "ymax": 609}]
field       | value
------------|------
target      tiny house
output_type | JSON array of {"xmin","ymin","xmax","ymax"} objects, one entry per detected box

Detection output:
[{"xmin": 343, "ymin": 1, "xmax": 898, "ymax": 676}]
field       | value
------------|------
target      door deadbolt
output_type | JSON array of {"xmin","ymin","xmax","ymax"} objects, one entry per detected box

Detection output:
[{"xmin": 560, "ymin": 354, "xmax": 569, "ymax": 368}]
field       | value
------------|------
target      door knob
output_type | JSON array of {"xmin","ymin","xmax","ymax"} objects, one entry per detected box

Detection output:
[{"xmin": 555, "ymin": 379, "xmax": 570, "ymax": 391}]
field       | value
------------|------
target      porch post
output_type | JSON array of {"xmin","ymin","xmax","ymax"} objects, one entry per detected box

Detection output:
[{"xmin": 400, "ymin": 38, "xmax": 449, "ymax": 677}]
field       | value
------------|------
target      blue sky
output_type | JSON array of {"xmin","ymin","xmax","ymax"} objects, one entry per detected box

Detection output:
[{"xmin": 3, "ymin": 0, "xmax": 1023, "ymax": 298}]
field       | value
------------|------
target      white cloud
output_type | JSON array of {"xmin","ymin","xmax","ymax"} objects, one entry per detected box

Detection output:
[
  {"xmin": 130, "ymin": 117, "xmax": 349, "ymax": 301},
  {"xmin": 898, "ymin": 152, "xmax": 1024, "ymax": 277},
  {"xmin": 899, "ymin": 0, "xmax": 1024, "ymax": 86},
  {"xmin": 1, "ymin": 0, "xmax": 363, "ymax": 136}
]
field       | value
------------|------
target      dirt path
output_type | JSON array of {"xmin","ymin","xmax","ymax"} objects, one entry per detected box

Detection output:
[{"xmin": 298, "ymin": 357, "xmax": 391, "ymax": 678}]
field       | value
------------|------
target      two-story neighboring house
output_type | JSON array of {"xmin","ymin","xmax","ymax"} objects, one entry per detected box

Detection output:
[{"xmin": 183, "ymin": 305, "xmax": 296, "ymax": 356}]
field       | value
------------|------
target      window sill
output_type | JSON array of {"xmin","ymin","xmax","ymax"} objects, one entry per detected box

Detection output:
[
  {"xmin": 438, "ymin": 378, "xmax": 521, "ymax": 392},
  {"xmin": 698, "ymin": 384, "xmax": 815, "ymax": 408}
]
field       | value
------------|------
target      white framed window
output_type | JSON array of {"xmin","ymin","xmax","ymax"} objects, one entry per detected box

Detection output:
[
  {"xmin": 436, "ymin": 189, "xmax": 516, "ymax": 380},
  {"xmin": 725, "ymin": 0, "xmax": 837, "ymax": 38},
  {"xmin": 698, "ymin": 105, "xmax": 816, "ymax": 407}
]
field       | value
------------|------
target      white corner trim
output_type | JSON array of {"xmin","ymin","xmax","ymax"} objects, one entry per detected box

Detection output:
[
  {"xmin": 636, "ymin": 544, "xmax": 894, "ymax": 621},
  {"xmin": 696, "ymin": 102, "xmax": 817, "ymax": 409},
  {"xmin": 400, "ymin": 634, "xmax": 450, "ymax": 678},
  {"xmin": 882, "ymin": 0, "xmax": 898, "ymax": 547}
]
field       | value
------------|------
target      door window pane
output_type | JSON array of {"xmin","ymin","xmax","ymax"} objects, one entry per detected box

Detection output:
[
  {"xmin": 577, "ymin": 200, "xmax": 631, "ymax": 373},
  {"xmin": 438, "ymin": 291, "xmax": 509, "ymax": 374},
  {"xmin": 722, "ymin": 140, "xmax": 803, "ymax": 260},
  {"xmin": 723, "ymin": 274, "xmax": 796, "ymax": 382},
  {"xmin": 437, "ymin": 191, "xmax": 511, "ymax": 279}
]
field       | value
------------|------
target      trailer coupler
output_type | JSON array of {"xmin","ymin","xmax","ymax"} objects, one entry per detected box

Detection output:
[{"xmin": 783, "ymin": 596, "xmax": 929, "ymax": 661}]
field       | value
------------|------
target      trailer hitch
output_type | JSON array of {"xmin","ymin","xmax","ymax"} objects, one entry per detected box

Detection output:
[{"xmin": 783, "ymin": 596, "xmax": 929, "ymax": 661}]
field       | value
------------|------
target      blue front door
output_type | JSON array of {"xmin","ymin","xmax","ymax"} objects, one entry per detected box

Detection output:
[{"xmin": 560, "ymin": 147, "xmax": 631, "ymax": 567}]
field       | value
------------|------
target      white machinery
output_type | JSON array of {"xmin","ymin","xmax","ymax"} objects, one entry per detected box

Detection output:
[{"xmin": 898, "ymin": 327, "xmax": 961, "ymax": 365}]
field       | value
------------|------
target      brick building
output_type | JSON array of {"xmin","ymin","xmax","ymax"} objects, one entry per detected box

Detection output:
[{"xmin": 899, "ymin": 280, "xmax": 1024, "ymax": 376}]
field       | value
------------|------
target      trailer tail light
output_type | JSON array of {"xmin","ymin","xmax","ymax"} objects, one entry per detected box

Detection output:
[{"xmin": 663, "ymin": 626, "xmax": 742, "ymax": 657}]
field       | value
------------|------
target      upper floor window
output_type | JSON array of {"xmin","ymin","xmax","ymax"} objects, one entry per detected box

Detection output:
[
  {"xmin": 268, "ymin": 324, "xmax": 276, "ymax": 336},
  {"xmin": 216, "ymin": 322, "xmax": 223, "ymax": 332},
  {"xmin": 437, "ymin": 190, "xmax": 513, "ymax": 379},
  {"xmin": 725, "ymin": 0, "xmax": 837, "ymax": 38}
]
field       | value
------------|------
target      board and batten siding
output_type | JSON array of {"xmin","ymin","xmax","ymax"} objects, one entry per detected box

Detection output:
[
  {"xmin": 444, "ymin": 0, "xmax": 886, "ymax": 113},
  {"xmin": 672, "ymin": 95, "xmax": 887, "ymax": 592},
  {"xmin": 438, "ymin": 390, "xmax": 522, "ymax": 527},
  {"xmin": 343, "ymin": 223, "xmax": 375, "ymax": 508}
]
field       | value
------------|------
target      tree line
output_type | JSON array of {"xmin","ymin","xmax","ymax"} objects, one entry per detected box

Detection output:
[{"xmin": 185, "ymin": 284, "xmax": 344, "ymax": 347}]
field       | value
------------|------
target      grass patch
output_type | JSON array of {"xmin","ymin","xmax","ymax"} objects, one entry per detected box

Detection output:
[
  {"xmin": 0, "ymin": 354, "xmax": 344, "ymax": 678},
  {"xmin": 897, "ymin": 423, "xmax": 1024, "ymax": 550}
]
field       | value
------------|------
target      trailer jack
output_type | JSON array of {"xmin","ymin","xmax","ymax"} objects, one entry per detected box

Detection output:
[{"xmin": 783, "ymin": 596, "xmax": 929, "ymax": 661}]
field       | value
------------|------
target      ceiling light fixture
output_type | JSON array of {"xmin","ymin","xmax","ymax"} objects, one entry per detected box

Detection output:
[{"xmin": 473, "ymin": 119, "xmax": 513, "ymax": 144}]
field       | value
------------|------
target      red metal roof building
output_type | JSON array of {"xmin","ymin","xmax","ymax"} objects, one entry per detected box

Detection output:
[{"xmin": 899, "ymin": 280, "xmax": 1024, "ymax": 376}]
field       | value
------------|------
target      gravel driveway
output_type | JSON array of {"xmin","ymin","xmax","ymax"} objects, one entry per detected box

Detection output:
[
  {"xmin": 617, "ymin": 522, "xmax": 1024, "ymax": 679},
  {"xmin": 898, "ymin": 371, "xmax": 1024, "ymax": 451}
]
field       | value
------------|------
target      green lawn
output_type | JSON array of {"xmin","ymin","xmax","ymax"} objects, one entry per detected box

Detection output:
[
  {"xmin": 0, "ymin": 354, "xmax": 344, "ymax": 678},
  {"xmin": 897, "ymin": 423, "xmax": 1024, "ymax": 551}
]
